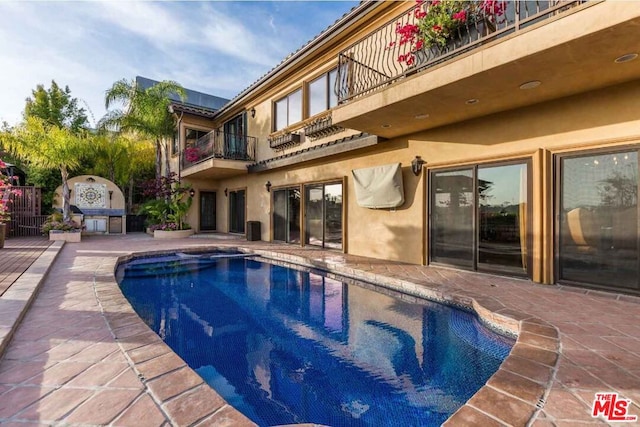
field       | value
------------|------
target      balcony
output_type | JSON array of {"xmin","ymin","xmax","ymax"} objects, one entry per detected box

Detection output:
[
  {"xmin": 181, "ymin": 130, "xmax": 257, "ymax": 179},
  {"xmin": 333, "ymin": 1, "xmax": 640, "ymax": 138}
]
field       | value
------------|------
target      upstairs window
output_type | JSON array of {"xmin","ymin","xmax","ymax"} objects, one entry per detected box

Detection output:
[
  {"xmin": 185, "ymin": 128, "xmax": 209, "ymax": 148},
  {"xmin": 274, "ymin": 89, "xmax": 302, "ymax": 131},
  {"xmin": 171, "ymin": 130, "xmax": 179, "ymax": 156},
  {"xmin": 308, "ymin": 68, "xmax": 338, "ymax": 117}
]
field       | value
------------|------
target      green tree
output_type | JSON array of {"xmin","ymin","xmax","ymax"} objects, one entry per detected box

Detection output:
[
  {"xmin": 24, "ymin": 80, "xmax": 89, "ymax": 133},
  {"xmin": 102, "ymin": 79, "xmax": 185, "ymax": 179},
  {"xmin": 88, "ymin": 131, "xmax": 155, "ymax": 212},
  {"xmin": 2, "ymin": 116, "xmax": 86, "ymax": 222}
]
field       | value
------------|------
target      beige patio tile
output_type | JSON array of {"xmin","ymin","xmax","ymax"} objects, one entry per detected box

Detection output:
[
  {"xmin": 23, "ymin": 361, "xmax": 93, "ymax": 387},
  {"xmin": 17, "ymin": 387, "xmax": 94, "ymax": 422},
  {"xmin": 66, "ymin": 361, "xmax": 128, "ymax": 387},
  {"xmin": 162, "ymin": 385, "xmax": 225, "ymax": 426},
  {"xmin": 64, "ymin": 389, "xmax": 142, "ymax": 425},
  {"xmin": 136, "ymin": 351, "xmax": 187, "ymax": 381},
  {"xmin": 194, "ymin": 404, "xmax": 257, "ymax": 427},
  {"xmin": 467, "ymin": 387, "xmax": 536, "ymax": 426},
  {"xmin": 111, "ymin": 394, "xmax": 167, "ymax": 427},
  {"xmin": 0, "ymin": 386, "xmax": 54, "ymax": 418},
  {"xmin": 147, "ymin": 366, "xmax": 204, "ymax": 402}
]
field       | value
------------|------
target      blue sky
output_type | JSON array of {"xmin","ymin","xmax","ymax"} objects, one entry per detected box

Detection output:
[{"xmin": 0, "ymin": 1, "xmax": 359, "ymax": 126}]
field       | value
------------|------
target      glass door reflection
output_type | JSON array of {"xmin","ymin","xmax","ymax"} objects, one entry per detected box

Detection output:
[
  {"xmin": 431, "ymin": 169, "xmax": 474, "ymax": 268},
  {"xmin": 273, "ymin": 188, "xmax": 300, "ymax": 244},
  {"xmin": 478, "ymin": 163, "xmax": 528, "ymax": 275},
  {"xmin": 558, "ymin": 151, "xmax": 639, "ymax": 291},
  {"xmin": 304, "ymin": 182, "xmax": 343, "ymax": 249}
]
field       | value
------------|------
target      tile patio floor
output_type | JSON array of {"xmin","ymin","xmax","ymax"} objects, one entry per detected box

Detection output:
[{"xmin": 0, "ymin": 233, "xmax": 639, "ymax": 426}]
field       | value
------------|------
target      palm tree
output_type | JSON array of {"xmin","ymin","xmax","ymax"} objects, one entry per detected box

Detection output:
[
  {"xmin": 1, "ymin": 116, "xmax": 85, "ymax": 222},
  {"xmin": 102, "ymin": 79, "xmax": 186, "ymax": 179}
]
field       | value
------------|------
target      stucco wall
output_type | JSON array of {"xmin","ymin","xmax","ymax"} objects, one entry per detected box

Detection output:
[{"xmin": 184, "ymin": 79, "xmax": 640, "ymax": 282}]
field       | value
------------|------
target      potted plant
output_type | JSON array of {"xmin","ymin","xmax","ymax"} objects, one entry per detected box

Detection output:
[
  {"xmin": 0, "ymin": 157, "xmax": 21, "ymax": 248},
  {"xmin": 41, "ymin": 212, "xmax": 83, "ymax": 242}
]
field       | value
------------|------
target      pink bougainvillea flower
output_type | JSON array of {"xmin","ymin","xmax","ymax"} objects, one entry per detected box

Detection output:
[
  {"xmin": 452, "ymin": 10, "xmax": 467, "ymax": 22},
  {"xmin": 432, "ymin": 24, "xmax": 442, "ymax": 32}
]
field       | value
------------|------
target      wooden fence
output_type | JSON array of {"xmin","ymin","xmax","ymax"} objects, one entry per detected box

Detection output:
[{"xmin": 6, "ymin": 186, "xmax": 47, "ymax": 237}]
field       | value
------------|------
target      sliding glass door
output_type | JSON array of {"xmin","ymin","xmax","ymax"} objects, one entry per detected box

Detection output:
[
  {"xmin": 430, "ymin": 161, "xmax": 529, "ymax": 276},
  {"xmin": 199, "ymin": 191, "xmax": 216, "ymax": 231},
  {"xmin": 478, "ymin": 163, "xmax": 529, "ymax": 274},
  {"xmin": 273, "ymin": 187, "xmax": 301, "ymax": 244},
  {"xmin": 431, "ymin": 169, "xmax": 474, "ymax": 267},
  {"xmin": 304, "ymin": 182, "xmax": 343, "ymax": 250},
  {"xmin": 557, "ymin": 150, "xmax": 639, "ymax": 293}
]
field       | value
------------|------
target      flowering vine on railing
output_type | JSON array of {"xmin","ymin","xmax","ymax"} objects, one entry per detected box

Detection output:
[
  {"xmin": 0, "ymin": 157, "xmax": 21, "ymax": 224},
  {"xmin": 392, "ymin": 0, "xmax": 507, "ymax": 66},
  {"xmin": 184, "ymin": 147, "xmax": 201, "ymax": 163}
]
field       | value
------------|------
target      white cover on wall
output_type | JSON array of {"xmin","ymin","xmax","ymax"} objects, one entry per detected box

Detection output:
[{"xmin": 352, "ymin": 163, "xmax": 404, "ymax": 208}]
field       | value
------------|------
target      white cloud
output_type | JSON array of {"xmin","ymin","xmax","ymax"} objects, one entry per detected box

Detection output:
[{"xmin": 0, "ymin": 1, "xmax": 359, "ymax": 127}]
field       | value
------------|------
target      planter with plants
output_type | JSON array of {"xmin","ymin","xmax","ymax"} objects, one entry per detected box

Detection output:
[
  {"xmin": 41, "ymin": 212, "xmax": 83, "ymax": 242},
  {"xmin": 138, "ymin": 173, "xmax": 194, "ymax": 239}
]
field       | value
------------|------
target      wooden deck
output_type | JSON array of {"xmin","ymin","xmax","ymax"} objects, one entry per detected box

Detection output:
[{"xmin": 0, "ymin": 236, "xmax": 52, "ymax": 297}]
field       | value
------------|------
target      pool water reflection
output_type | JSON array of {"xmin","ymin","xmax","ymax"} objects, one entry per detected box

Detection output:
[{"xmin": 118, "ymin": 255, "xmax": 514, "ymax": 426}]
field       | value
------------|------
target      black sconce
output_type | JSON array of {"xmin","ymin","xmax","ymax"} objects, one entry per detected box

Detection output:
[
  {"xmin": 108, "ymin": 190, "xmax": 113, "ymax": 200},
  {"xmin": 265, "ymin": 181, "xmax": 272, "ymax": 192},
  {"xmin": 189, "ymin": 188, "xmax": 195, "ymax": 198},
  {"xmin": 250, "ymin": 107, "xmax": 256, "ymax": 119},
  {"xmin": 411, "ymin": 156, "xmax": 426, "ymax": 176},
  {"xmin": 224, "ymin": 188, "xmax": 228, "ymax": 197}
]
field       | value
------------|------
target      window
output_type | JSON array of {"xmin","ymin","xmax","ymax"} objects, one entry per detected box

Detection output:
[
  {"xmin": 185, "ymin": 128, "xmax": 209, "ymax": 149},
  {"xmin": 308, "ymin": 68, "xmax": 338, "ymax": 117},
  {"xmin": 223, "ymin": 114, "xmax": 247, "ymax": 159},
  {"xmin": 171, "ymin": 130, "xmax": 179, "ymax": 156},
  {"xmin": 274, "ymin": 89, "xmax": 302, "ymax": 131}
]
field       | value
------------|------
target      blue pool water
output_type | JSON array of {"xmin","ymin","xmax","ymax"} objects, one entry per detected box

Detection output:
[{"xmin": 117, "ymin": 254, "xmax": 514, "ymax": 426}]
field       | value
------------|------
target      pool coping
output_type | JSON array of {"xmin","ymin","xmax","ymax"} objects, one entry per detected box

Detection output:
[{"xmin": 106, "ymin": 246, "xmax": 560, "ymax": 426}]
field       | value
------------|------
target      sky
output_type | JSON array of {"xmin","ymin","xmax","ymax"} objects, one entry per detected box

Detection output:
[{"xmin": 0, "ymin": 0, "xmax": 359, "ymax": 127}]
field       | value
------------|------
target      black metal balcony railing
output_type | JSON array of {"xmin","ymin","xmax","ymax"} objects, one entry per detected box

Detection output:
[
  {"xmin": 181, "ymin": 130, "xmax": 256, "ymax": 170},
  {"xmin": 336, "ymin": 0, "xmax": 587, "ymax": 103}
]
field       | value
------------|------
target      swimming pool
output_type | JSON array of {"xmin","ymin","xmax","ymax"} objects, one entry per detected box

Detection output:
[{"xmin": 118, "ymin": 253, "xmax": 514, "ymax": 426}]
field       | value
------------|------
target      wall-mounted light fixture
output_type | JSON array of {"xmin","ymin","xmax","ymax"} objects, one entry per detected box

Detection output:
[
  {"xmin": 250, "ymin": 107, "xmax": 256, "ymax": 119},
  {"xmin": 265, "ymin": 181, "xmax": 272, "ymax": 192},
  {"xmin": 224, "ymin": 188, "xmax": 228, "ymax": 197},
  {"xmin": 189, "ymin": 188, "xmax": 195, "ymax": 198},
  {"xmin": 411, "ymin": 156, "xmax": 426, "ymax": 176},
  {"xmin": 108, "ymin": 190, "xmax": 113, "ymax": 200},
  {"xmin": 86, "ymin": 177, "xmax": 95, "ymax": 182}
]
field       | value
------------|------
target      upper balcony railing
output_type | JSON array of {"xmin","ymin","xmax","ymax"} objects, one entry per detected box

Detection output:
[
  {"xmin": 336, "ymin": 0, "xmax": 587, "ymax": 103},
  {"xmin": 181, "ymin": 130, "xmax": 257, "ymax": 170}
]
